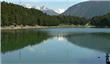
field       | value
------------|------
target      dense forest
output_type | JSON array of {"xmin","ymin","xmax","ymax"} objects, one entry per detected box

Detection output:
[
  {"xmin": 1, "ymin": 2, "xmax": 88, "ymax": 26},
  {"xmin": 1, "ymin": 2, "xmax": 110, "ymax": 27},
  {"xmin": 90, "ymin": 13, "xmax": 110, "ymax": 27}
]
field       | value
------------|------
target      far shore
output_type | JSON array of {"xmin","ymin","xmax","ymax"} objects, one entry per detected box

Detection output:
[
  {"xmin": 1, "ymin": 25, "xmax": 95, "ymax": 30},
  {"xmin": 1, "ymin": 25, "xmax": 47, "ymax": 30}
]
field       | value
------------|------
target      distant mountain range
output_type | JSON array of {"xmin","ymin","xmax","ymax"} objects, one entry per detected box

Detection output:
[
  {"xmin": 23, "ymin": 4, "xmax": 59, "ymax": 16},
  {"xmin": 62, "ymin": 1, "xmax": 110, "ymax": 18},
  {"xmin": 40, "ymin": 5, "xmax": 59, "ymax": 16}
]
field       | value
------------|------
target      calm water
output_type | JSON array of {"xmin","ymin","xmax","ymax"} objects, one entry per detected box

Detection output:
[{"xmin": 1, "ymin": 28, "xmax": 110, "ymax": 64}]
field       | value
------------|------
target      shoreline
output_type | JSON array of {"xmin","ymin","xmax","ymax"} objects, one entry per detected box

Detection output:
[
  {"xmin": 1, "ymin": 25, "xmax": 47, "ymax": 30},
  {"xmin": 1, "ymin": 25, "xmax": 95, "ymax": 30}
]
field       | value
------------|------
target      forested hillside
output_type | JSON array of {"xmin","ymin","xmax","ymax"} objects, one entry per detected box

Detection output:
[
  {"xmin": 91, "ymin": 13, "xmax": 110, "ymax": 27},
  {"xmin": 1, "ymin": 2, "xmax": 88, "ymax": 26},
  {"xmin": 1, "ymin": 2, "xmax": 110, "ymax": 27}
]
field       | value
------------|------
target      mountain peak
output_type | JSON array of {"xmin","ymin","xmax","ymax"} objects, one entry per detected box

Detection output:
[
  {"xmin": 40, "ymin": 5, "xmax": 50, "ymax": 10},
  {"xmin": 39, "ymin": 5, "xmax": 59, "ymax": 16}
]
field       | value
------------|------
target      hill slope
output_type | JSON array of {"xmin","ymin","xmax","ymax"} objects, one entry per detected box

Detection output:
[
  {"xmin": 1, "ymin": 2, "xmax": 88, "ymax": 26},
  {"xmin": 62, "ymin": 1, "xmax": 110, "ymax": 18}
]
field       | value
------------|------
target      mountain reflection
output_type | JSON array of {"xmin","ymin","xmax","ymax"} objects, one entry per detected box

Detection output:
[
  {"xmin": 1, "ymin": 30, "xmax": 50, "ymax": 53},
  {"xmin": 1, "ymin": 28, "xmax": 110, "ymax": 64},
  {"xmin": 65, "ymin": 33, "xmax": 110, "ymax": 64},
  {"xmin": 65, "ymin": 33, "xmax": 110, "ymax": 53}
]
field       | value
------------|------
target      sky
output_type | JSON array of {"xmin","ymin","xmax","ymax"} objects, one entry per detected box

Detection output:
[{"xmin": 1, "ymin": 0, "xmax": 106, "ymax": 13}]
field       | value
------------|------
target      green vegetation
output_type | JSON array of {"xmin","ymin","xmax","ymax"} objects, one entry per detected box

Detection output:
[
  {"xmin": 1, "ymin": 2, "xmax": 110, "ymax": 28},
  {"xmin": 90, "ymin": 13, "xmax": 110, "ymax": 28},
  {"xmin": 1, "ymin": 30, "xmax": 50, "ymax": 53},
  {"xmin": 1, "ymin": 2, "xmax": 88, "ymax": 26}
]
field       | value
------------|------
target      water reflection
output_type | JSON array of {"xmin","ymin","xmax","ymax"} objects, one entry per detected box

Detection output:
[
  {"xmin": 65, "ymin": 33, "xmax": 110, "ymax": 53},
  {"xmin": 65, "ymin": 32, "xmax": 110, "ymax": 63},
  {"xmin": 1, "ymin": 28, "xmax": 110, "ymax": 64},
  {"xmin": 1, "ymin": 30, "xmax": 50, "ymax": 53}
]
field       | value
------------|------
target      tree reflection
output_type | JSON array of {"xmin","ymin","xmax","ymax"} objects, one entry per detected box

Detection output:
[{"xmin": 1, "ymin": 30, "xmax": 50, "ymax": 53}]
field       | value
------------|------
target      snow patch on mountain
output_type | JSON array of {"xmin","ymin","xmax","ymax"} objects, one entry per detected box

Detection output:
[{"xmin": 55, "ymin": 9, "xmax": 65, "ymax": 14}]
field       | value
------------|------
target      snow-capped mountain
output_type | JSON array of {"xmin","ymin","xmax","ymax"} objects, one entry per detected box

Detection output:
[
  {"xmin": 22, "ymin": 4, "xmax": 60, "ymax": 16},
  {"xmin": 55, "ymin": 9, "xmax": 65, "ymax": 14},
  {"xmin": 40, "ymin": 5, "xmax": 59, "ymax": 16}
]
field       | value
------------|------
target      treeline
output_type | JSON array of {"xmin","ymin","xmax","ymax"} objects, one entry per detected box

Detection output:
[
  {"xmin": 1, "ymin": 2, "xmax": 88, "ymax": 26},
  {"xmin": 1, "ymin": 2, "xmax": 110, "ymax": 27},
  {"xmin": 90, "ymin": 13, "xmax": 110, "ymax": 27}
]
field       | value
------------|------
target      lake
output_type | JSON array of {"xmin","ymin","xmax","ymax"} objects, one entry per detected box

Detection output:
[{"xmin": 1, "ymin": 28, "xmax": 110, "ymax": 64}]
